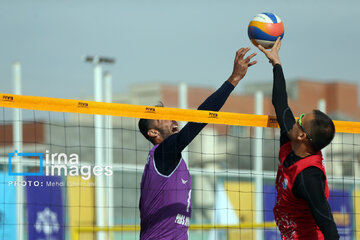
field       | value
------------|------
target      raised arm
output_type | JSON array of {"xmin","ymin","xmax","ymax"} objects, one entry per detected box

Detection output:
[
  {"xmin": 257, "ymin": 38, "xmax": 295, "ymax": 145},
  {"xmin": 155, "ymin": 48, "xmax": 257, "ymax": 175}
]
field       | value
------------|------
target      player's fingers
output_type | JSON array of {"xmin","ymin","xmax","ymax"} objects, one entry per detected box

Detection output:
[
  {"xmin": 239, "ymin": 47, "xmax": 250, "ymax": 59},
  {"xmin": 235, "ymin": 49, "xmax": 241, "ymax": 57},
  {"xmin": 257, "ymin": 45, "xmax": 267, "ymax": 54},
  {"xmin": 274, "ymin": 37, "xmax": 281, "ymax": 49},
  {"xmin": 235, "ymin": 48, "xmax": 245, "ymax": 61},
  {"xmin": 244, "ymin": 52, "xmax": 257, "ymax": 63},
  {"xmin": 273, "ymin": 37, "xmax": 279, "ymax": 48},
  {"xmin": 248, "ymin": 60, "xmax": 257, "ymax": 67},
  {"xmin": 277, "ymin": 39, "xmax": 282, "ymax": 51},
  {"xmin": 249, "ymin": 52, "xmax": 257, "ymax": 59}
]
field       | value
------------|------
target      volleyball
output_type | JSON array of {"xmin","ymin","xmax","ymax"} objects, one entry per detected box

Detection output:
[{"xmin": 248, "ymin": 12, "xmax": 284, "ymax": 49}]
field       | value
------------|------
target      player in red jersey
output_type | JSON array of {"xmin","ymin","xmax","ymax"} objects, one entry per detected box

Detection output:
[{"xmin": 257, "ymin": 38, "xmax": 339, "ymax": 240}]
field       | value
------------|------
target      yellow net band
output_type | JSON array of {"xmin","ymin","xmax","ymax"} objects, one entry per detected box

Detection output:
[{"xmin": 1, "ymin": 93, "xmax": 360, "ymax": 133}]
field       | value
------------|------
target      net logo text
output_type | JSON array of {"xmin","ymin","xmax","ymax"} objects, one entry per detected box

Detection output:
[
  {"xmin": 208, "ymin": 112, "xmax": 218, "ymax": 118},
  {"xmin": 145, "ymin": 107, "xmax": 156, "ymax": 113},
  {"xmin": 2, "ymin": 95, "xmax": 14, "ymax": 102},
  {"xmin": 77, "ymin": 102, "xmax": 89, "ymax": 108}
]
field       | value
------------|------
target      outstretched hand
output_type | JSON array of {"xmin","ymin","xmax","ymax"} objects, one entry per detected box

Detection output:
[
  {"xmin": 257, "ymin": 37, "xmax": 281, "ymax": 66},
  {"xmin": 228, "ymin": 47, "xmax": 257, "ymax": 87}
]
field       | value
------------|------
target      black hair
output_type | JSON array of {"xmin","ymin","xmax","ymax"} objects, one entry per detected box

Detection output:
[
  {"xmin": 138, "ymin": 118, "xmax": 154, "ymax": 143},
  {"xmin": 308, "ymin": 110, "xmax": 335, "ymax": 152},
  {"xmin": 138, "ymin": 101, "xmax": 164, "ymax": 144}
]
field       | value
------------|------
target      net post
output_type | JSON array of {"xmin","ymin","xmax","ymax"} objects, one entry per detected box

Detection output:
[
  {"xmin": 13, "ymin": 61, "xmax": 24, "ymax": 240},
  {"xmin": 254, "ymin": 91, "xmax": 264, "ymax": 240}
]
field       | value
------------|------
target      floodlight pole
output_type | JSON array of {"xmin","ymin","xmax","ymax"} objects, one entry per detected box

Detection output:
[
  {"xmin": 13, "ymin": 61, "xmax": 24, "ymax": 240},
  {"xmin": 85, "ymin": 56, "xmax": 115, "ymax": 240},
  {"xmin": 254, "ymin": 91, "xmax": 264, "ymax": 240}
]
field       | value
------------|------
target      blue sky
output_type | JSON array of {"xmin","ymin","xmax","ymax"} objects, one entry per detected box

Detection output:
[{"xmin": 1, "ymin": 0, "xmax": 359, "ymax": 101}]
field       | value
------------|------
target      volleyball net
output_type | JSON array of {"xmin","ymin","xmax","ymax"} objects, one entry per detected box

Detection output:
[{"xmin": 1, "ymin": 93, "xmax": 360, "ymax": 240}]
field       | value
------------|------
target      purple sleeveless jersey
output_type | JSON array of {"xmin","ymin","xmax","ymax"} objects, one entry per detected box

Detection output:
[{"xmin": 139, "ymin": 145, "xmax": 192, "ymax": 240}]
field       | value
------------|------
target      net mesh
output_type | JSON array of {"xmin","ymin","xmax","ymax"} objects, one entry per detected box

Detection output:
[{"xmin": 0, "ymin": 97, "xmax": 360, "ymax": 240}]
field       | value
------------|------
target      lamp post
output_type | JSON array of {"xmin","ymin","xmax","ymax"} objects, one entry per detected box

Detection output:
[{"xmin": 84, "ymin": 56, "xmax": 115, "ymax": 240}]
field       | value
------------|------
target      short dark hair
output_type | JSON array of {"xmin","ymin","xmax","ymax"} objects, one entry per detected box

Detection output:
[
  {"xmin": 308, "ymin": 110, "xmax": 335, "ymax": 152},
  {"xmin": 138, "ymin": 101, "xmax": 164, "ymax": 144},
  {"xmin": 138, "ymin": 118, "xmax": 154, "ymax": 143}
]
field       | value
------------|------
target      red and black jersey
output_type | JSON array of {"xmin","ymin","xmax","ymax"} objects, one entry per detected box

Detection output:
[{"xmin": 274, "ymin": 142, "xmax": 329, "ymax": 240}]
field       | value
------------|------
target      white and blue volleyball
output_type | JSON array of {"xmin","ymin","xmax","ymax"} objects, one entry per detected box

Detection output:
[{"xmin": 248, "ymin": 12, "xmax": 284, "ymax": 49}]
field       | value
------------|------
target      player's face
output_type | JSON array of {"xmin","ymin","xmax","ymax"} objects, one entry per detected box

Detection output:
[
  {"xmin": 289, "ymin": 112, "xmax": 314, "ymax": 142},
  {"xmin": 153, "ymin": 119, "xmax": 179, "ymax": 140}
]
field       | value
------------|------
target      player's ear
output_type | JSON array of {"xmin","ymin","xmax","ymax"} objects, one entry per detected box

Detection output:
[
  {"xmin": 147, "ymin": 129, "xmax": 159, "ymax": 138},
  {"xmin": 297, "ymin": 132, "xmax": 306, "ymax": 141}
]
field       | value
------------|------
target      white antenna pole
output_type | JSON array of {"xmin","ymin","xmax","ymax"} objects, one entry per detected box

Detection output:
[
  {"xmin": 178, "ymin": 82, "xmax": 188, "ymax": 164},
  {"xmin": 104, "ymin": 72, "xmax": 114, "ymax": 236},
  {"xmin": 254, "ymin": 91, "xmax": 264, "ymax": 240},
  {"xmin": 13, "ymin": 61, "xmax": 24, "ymax": 240},
  {"xmin": 94, "ymin": 62, "xmax": 106, "ymax": 240}
]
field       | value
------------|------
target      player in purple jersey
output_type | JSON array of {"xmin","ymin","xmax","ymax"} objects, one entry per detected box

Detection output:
[{"xmin": 138, "ymin": 47, "xmax": 257, "ymax": 240}]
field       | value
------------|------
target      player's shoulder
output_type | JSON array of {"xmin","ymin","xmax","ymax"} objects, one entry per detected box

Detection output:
[{"xmin": 300, "ymin": 167, "xmax": 325, "ymax": 180}]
